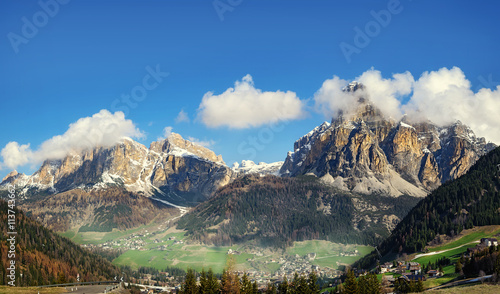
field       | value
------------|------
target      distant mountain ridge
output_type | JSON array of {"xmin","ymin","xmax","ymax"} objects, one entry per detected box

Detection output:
[
  {"xmin": 280, "ymin": 82, "xmax": 495, "ymax": 197},
  {"xmin": 1, "ymin": 133, "xmax": 234, "ymax": 203},
  {"xmin": 0, "ymin": 133, "xmax": 238, "ymax": 232}
]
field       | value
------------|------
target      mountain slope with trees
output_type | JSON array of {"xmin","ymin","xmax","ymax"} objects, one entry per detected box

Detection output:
[
  {"xmin": 0, "ymin": 199, "xmax": 120, "ymax": 286},
  {"xmin": 178, "ymin": 175, "xmax": 420, "ymax": 247},
  {"xmin": 357, "ymin": 147, "xmax": 500, "ymax": 269}
]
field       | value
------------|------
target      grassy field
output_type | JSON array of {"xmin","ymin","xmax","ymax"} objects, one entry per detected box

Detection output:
[
  {"xmin": 112, "ymin": 232, "xmax": 246, "ymax": 273},
  {"xmin": 59, "ymin": 210, "xmax": 181, "ymax": 245},
  {"xmin": 426, "ymin": 283, "xmax": 500, "ymax": 293},
  {"xmin": 0, "ymin": 286, "xmax": 66, "ymax": 294},
  {"xmin": 409, "ymin": 226, "xmax": 500, "ymax": 288},
  {"xmin": 60, "ymin": 223, "xmax": 156, "ymax": 245},
  {"xmin": 112, "ymin": 245, "xmax": 247, "ymax": 273},
  {"xmin": 413, "ymin": 226, "xmax": 500, "ymax": 266},
  {"xmin": 426, "ymin": 226, "xmax": 500, "ymax": 253},
  {"xmin": 287, "ymin": 240, "xmax": 373, "ymax": 269},
  {"xmin": 112, "ymin": 237, "xmax": 374, "ymax": 274}
]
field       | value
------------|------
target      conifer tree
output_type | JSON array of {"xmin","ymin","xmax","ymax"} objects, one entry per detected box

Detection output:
[
  {"xmin": 199, "ymin": 268, "xmax": 208, "ymax": 293},
  {"xmin": 181, "ymin": 268, "xmax": 197, "ymax": 294},
  {"xmin": 307, "ymin": 271, "xmax": 319, "ymax": 294},
  {"xmin": 278, "ymin": 276, "xmax": 289, "ymax": 294},
  {"xmin": 343, "ymin": 270, "xmax": 358, "ymax": 294},
  {"xmin": 206, "ymin": 268, "xmax": 220, "ymax": 294},
  {"xmin": 240, "ymin": 273, "xmax": 253, "ymax": 294}
]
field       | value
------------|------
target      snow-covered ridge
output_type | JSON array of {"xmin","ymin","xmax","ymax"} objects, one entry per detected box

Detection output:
[
  {"xmin": 0, "ymin": 134, "xmax": 231, "ymax": 197},
  {"xmin": 232, "ymin": 160, "xmax": 283, "ymax": 176},
  {"xmin": 399, "ymin": 121, "xmax": 415, "ymax": 130}
]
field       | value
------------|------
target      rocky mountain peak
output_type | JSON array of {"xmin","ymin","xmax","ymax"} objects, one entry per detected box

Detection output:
[
  {"xmin": 150, "ymin": 132, "xmax": 224, "ymax": 164},
  {"xmin": 281, "ymin": 85, "xmax": 496, "ymax": 197},
  {"xmin": 1, "ymin": 134, "xmax": 234, "ymax": 201},
  {"xmin": 2, "ymin": 170, "xmax": 22, "ymax": 183},
  {"xmin": 342, "ymin": 81, "xmax": 365, "ymax": 93}
]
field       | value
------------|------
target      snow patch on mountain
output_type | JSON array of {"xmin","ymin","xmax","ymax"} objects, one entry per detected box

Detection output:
[{"xmin": 232, "ymin": 160, "xmax": 283, "ymax": 176}]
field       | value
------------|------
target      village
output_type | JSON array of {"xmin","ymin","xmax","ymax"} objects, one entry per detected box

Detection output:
[{"xmin": 79, "ymin": 228, "xmax": 500, "ymax": 292}]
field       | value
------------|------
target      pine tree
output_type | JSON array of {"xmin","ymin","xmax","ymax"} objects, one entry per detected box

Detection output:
[
  {"xmin": 278, "ymin": 276, "xmax": 289, "ymax": 294},
  {"xmin": 290, "ymin": 272, "xmax": 299, "ymax": 294},
  {"xmin": 206, "ymin": 268, "xmax": 220, "ymax": 294},
  {"xmin": 343, "ymin": 270, "xmax": 358, "ymax": 294},
  {"xmin": 181, "ymin": 268, "xmax": 197, "ymax": 294},
  {"xmin": 364, "ymin": 273, "xmax": 380, "ymax": 294},
  {"xmin": 199, "ymin": 269, "xmax": 208, "ymax": 293},
  {"xmin": 455, "ymin": 260, "xmax": 463, "ymax": 274},
  {"xmin": 57, "ymin": 272, "xmax": 66, "ymax": 284},
  {"xmin": 221, "ymin": 269, "xmax": 229, "ymax": 293},
  {"xmin": 265, "ymin": 283, "xmax": 277, "ymax": 294},
  {"xmin": 241, "ymin": 273, "xmax": 253, "ymax": 294},
  {"xmin": 358, "ymin": 275, "xmax": 368, "ymax": 294},
  {"xmin": 296, "ymin": 275, "xmax": 310, "ymax": 294},
  {"xmin": 416, "ymin": 278, "xmax": 424, "ymax": 292},
  {"xmin": 307, "ymin": 271, "xmax": 319, "ymax": 294},
  {"xmin": 252, "ymin": 281, "xmax": 258, "ymax": 294}
]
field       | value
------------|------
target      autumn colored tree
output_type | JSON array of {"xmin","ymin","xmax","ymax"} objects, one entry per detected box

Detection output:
[{"xmin": 221, "ymin": 256, "xmax": 240, "ymax": 294}]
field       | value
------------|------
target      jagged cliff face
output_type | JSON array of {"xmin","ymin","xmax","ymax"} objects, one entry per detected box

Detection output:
[
  {"xmin": 1, "ymin": 133, "xmax": 234, "ymax": 202},
  {"xmin": 280, "ymin": 83, "xmax": 495, "ymax": 197}
]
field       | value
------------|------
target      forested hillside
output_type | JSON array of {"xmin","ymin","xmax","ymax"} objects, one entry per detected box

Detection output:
[
  {"xmin": 357, "ymin": 147, "xmax": 500, "ymax": 269},
  {"xmin": 0, "ymin": 199, "xmax": 120, "ymax": 286},
  {"xmin": 178, "ymin": 175, "xmax": 419, "ymax": 247}
]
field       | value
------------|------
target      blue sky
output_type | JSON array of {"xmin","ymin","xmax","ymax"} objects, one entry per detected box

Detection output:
[{"xmin": 1, "ymin": 0, "xmax": 500, "ymax": 179}]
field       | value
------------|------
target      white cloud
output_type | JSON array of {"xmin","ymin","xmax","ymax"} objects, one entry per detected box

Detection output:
[
  {"xmin": 0, "ymin": 110, "xmax": 144, "ymax": 170},
  {"xmin": 158, "ymin": 126, "xmax": 173, "ymax": 140},
  {"xmin": 313, "ymin": 69, "xmax": 413, "ymax": 119},
  {"xmin": 1, "ymin": 142, "xmax": 33, "ymax": 169},
  {"xmin": 356, "ymin": 69, "xmax": 414, "ymax": 119},
  {"xmin": 175, "ymin": 109, "xmax": 190, "ymax": 123},
  {"xmin": 187, "ymin": 136, "xmax": 215, "ymax": 148},
  {"xmin": 197, "ymin": 74, "xmax": 306, "ymax": 129},
  {"xmin": 402, "ymin": 67, "xmax": 474, "ymax": 124},
  {"xmin": 313, "ymin": 67, "xmax": 500, "ymax": 144},
  {"xmin": 313, "ymin": 75, "xmax": 353, "ymax": 118},
  {"xmin": 403, "ymin": 67, "xmax": 500, "ymax": 143}
]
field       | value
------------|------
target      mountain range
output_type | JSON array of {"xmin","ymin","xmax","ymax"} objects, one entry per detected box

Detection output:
[
  {"xmin": 280, "ymin": 82, "xmax": 495, "ymax": 197},
  {"xmin": 0, "ymin": 82, "xmax": 495, "ymax": 241}
]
